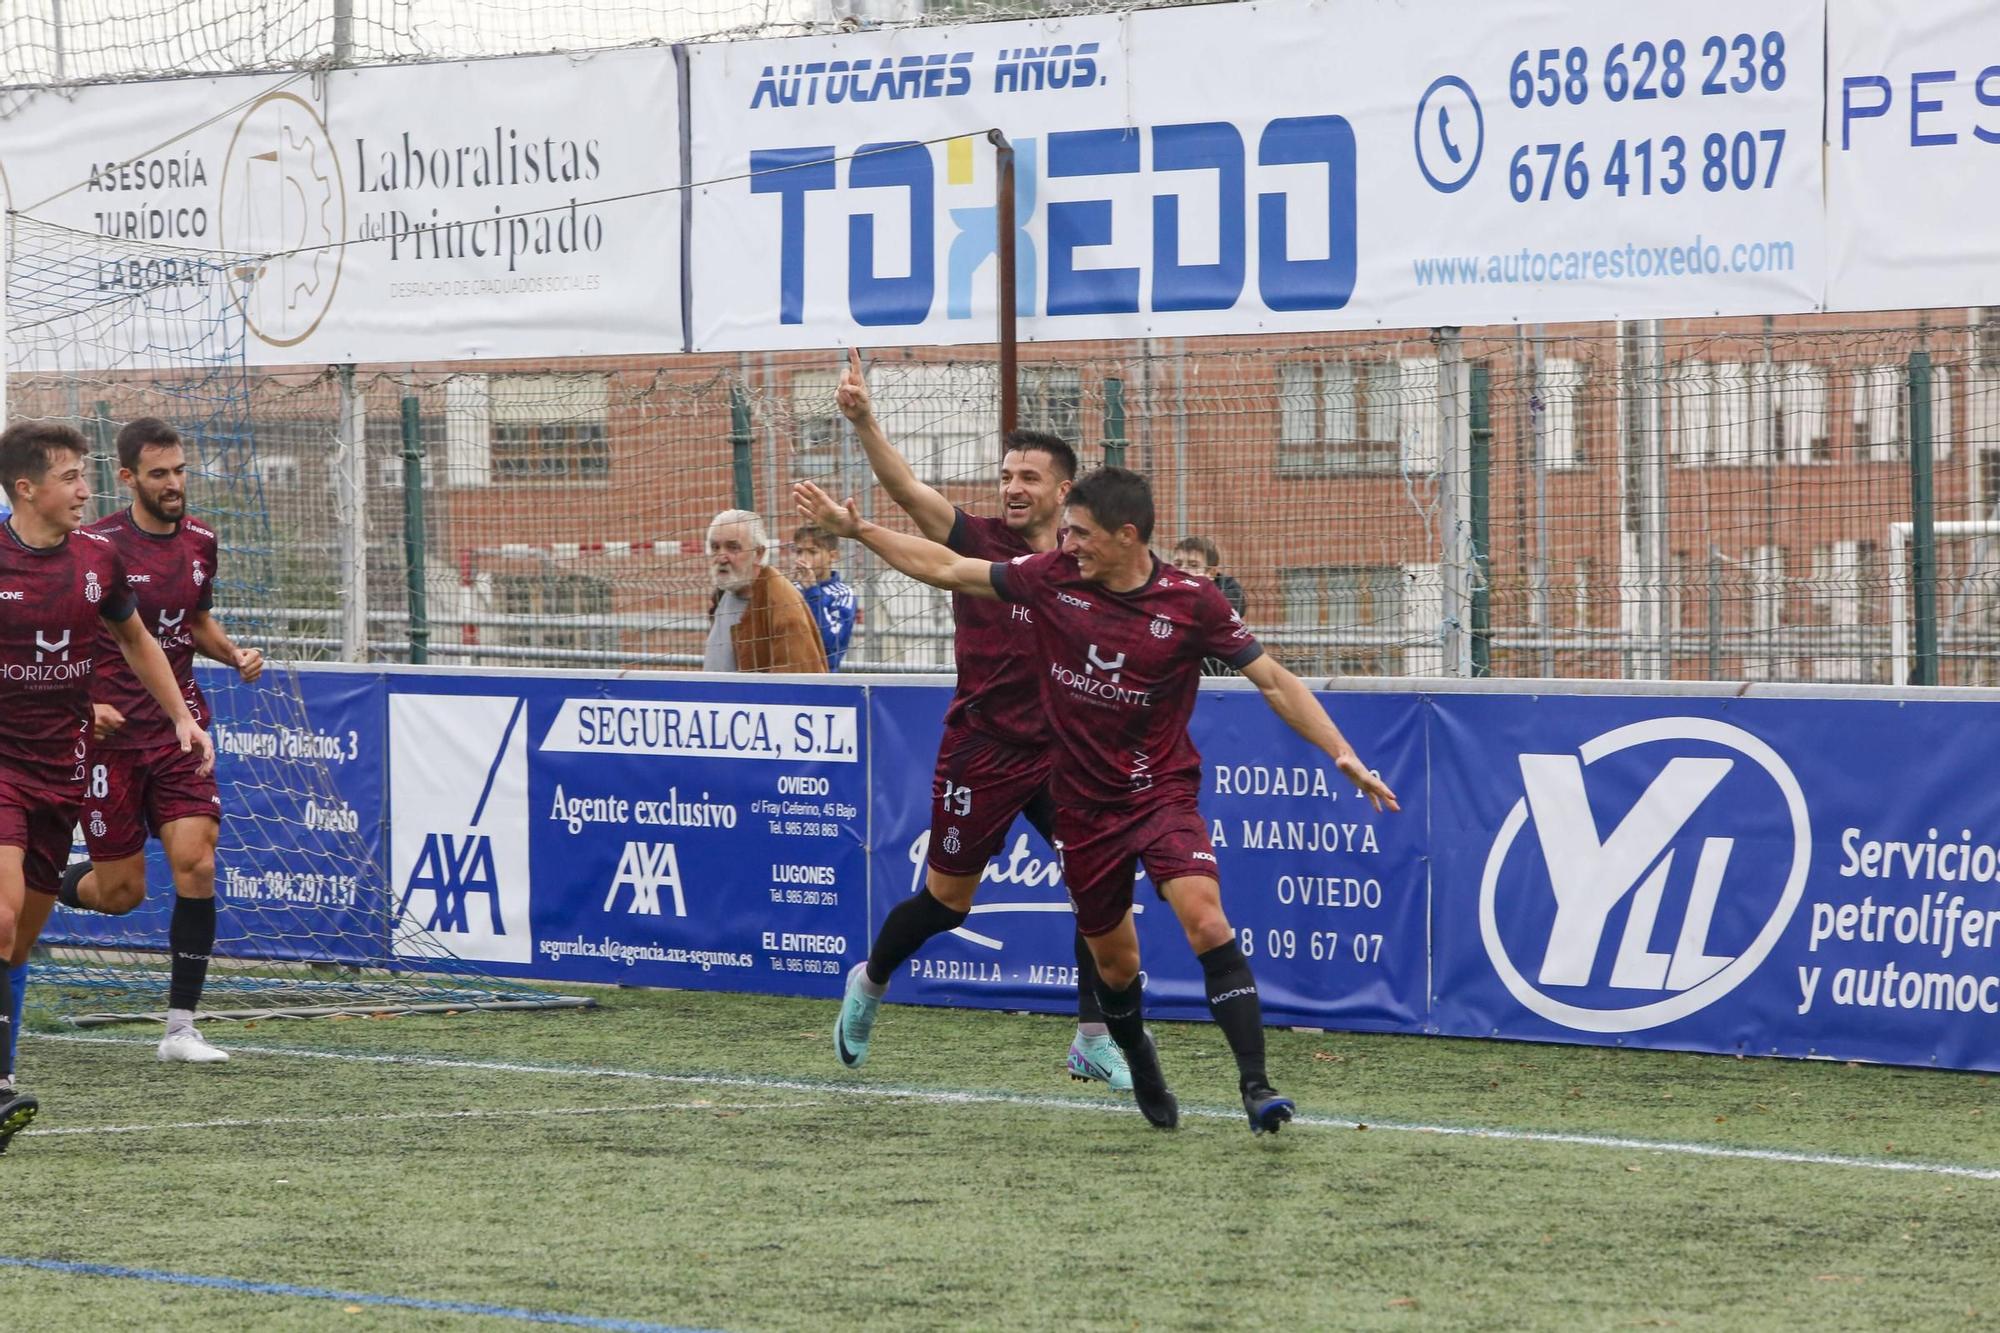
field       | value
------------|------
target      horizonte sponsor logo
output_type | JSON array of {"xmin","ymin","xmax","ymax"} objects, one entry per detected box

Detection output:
[{"xmin": 541, "ymin": 698, "xmax": 859, "ymax": 762}]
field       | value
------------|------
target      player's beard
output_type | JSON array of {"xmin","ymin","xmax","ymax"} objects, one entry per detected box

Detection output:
[{"xmin": 136, "ymin": 487, "xmax": 184, "ymax": 525}]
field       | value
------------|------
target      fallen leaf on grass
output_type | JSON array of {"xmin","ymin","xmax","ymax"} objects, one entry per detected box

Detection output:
[{"xmin": 1387, "ymin": 1297, "xmax": 1419, "ymax": 1310}]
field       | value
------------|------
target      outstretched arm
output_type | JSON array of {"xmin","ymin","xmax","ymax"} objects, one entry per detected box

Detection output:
[
  {"xmin": 1239, "ymin": 654, "xmax": 1398, "ymax": 812},
  {"xmin": 794, "ymin": 481, "xmax": 999, "ymax": 599},
  {"xmin": 837, "ymin": 348, "xmax": 957, "ymax": 543}
]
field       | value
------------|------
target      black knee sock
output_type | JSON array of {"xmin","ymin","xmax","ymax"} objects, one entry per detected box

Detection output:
[
  {"xmin": 1073, "ymin": 930, "xmax": 1105, "ymax": 1025},
  {"xmin": 57, "ymin": 860, "xmax": 92, "ymax": 911},
  {"xmin": 0, "ymin": 964, "xmax": 12, "ymax": 1081},
  {"xmin": 1093, "ymin": 977, "xmax": 1147, "ymax": 1054},
  {"xmin": 1198, "ymin": 941, "xmax": 1269, "ymax": 1090},
  {"xmin": 864, "ymin": 889, "xmax": 968, "ymax": 987},
  {"xmin": 168, "ymin": 895, "xmax": 216, "ymax": 1012}
]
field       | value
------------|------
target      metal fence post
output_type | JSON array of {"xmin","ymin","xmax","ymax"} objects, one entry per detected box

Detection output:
[
  {"xmin": 335, "ymin": 364, "xmax": 368, "ymax": 662},
  {"xmin": 400, "ymin": 394, "xmax": 429, "ymax": 664},
  {"xmin": 1102, "ymin": 377, "xmax": 1127, "ymax": 469},
  {"xmin": 729, "ymin": 384, "xmax": 754, "ymax": 511},
  {"xmin": 1437, "ymin": 328, "xmax": 1471, "ymax": 677},
  {"xmin": 1910, "ymin": 350, "xmax": 1938, "ymax": 685},
  {"xmin": 1469, "ymin": 364, "xmax": 1492, "ymax": 677}
]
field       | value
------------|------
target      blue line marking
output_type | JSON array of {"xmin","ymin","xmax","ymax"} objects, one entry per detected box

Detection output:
[
  {"xmin": 0, "ymin": 1256, "xmax": 720, "ymax": 1332},
  {"xmin": 469, "ymin": 695, "xmax": 526, "ymax": 827}
]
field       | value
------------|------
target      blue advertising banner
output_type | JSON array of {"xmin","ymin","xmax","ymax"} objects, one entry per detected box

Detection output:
[
  {"xmin": 1429, "ymin": 692, "xmax": 2000, "ymax": 1073},
  {"xmin": 385, "ymin": 674, "xmax": 868, "ymax": 997},
  {"xmin": 48, "ymin": 664, "xmax": 389, "ymax": 965},
  {"xmin": 866, "ymin": 683, "xmax": 1426, "ymax": 1029}
]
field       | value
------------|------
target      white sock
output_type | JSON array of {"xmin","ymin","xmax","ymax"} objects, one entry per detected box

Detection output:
[
  {"xmin": 166, "ymin": 1008, "xmax": 197, "ymax": 1035},
  {"xmin": 851, "ymin": 962, "xmax": 887, "ymax": 1000},
  {"xmin": 1077, "ymin": 1022, "xmax": 1108, "ymax": 1039}
]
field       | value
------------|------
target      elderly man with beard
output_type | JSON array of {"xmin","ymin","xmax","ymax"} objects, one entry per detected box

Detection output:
[{"xmin": 703, "ymin": 508, "xmax": 826, "ymax": 673}]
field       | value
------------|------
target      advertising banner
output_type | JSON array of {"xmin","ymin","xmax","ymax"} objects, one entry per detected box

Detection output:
[
  {"xmin": 688, "ymin": 0, "xmax": 1823, "ymax": 350},
  {"xmin": 0, "ymin": 47, "xmax": 682, "ymax": 366},
  {"xmin": 1824, "ymin": 0, "xmax": 2000, "ymax": 312},
  {"xmin": 48, "ymin": 665, "xmax": 389, "ymax": 965},
  {"xmin": 385, "ymin": 674, "xmax": 868, "ymax": 996},
  {"xmin": 866, "ymin": 683, "xmax": 1425, "ymax": 1029},
  {"xmin": 1429, "ymin": 692, "xmax": 2000, "ymax": 1074}
]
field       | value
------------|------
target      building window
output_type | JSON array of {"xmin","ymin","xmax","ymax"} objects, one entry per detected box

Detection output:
[
  {"xmin": 487, "ymin": 374, "xmax": 610, "ymax": 483},
  {"xmin": 789, "ymin": 369, "xmax": 841, "ymax": 479},
  {"xmin": 1535, "ymin": 356, "xmax": 1588, "ymax": 469},
  {"xmin": 368, "ymin": 413, "xmax": 443, "ymax": 489},
  {"xmin": 1020, "ymin": 367, "xmax": 1083, "ymax": 441},
  {"xmin": 1277, "ymin": 359, "xmax": 1437, "ymax": 476},
  {"xmin": 490, "ymin": 572, "xmax": 615, "ymax": 654},
  {"xmin": 1278, "ymin": 563, "xmax": 1408, "ymax": 674}
]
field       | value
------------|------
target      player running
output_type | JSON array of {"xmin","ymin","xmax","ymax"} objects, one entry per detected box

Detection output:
[
  {"xmin": 825, "ymin": 349, "xmax": 1129, "ymax": 1092},
  {"xmin": 797, "ymin": 466, "xmax": 1397, "ymax": 1134},
  {"xmin": 0, "ymin": 421, "xmax": 215, "ymax": 1150},
  {"xmin": 54, "ymin": 418, "xmax": 261, "ymax": 1065}
]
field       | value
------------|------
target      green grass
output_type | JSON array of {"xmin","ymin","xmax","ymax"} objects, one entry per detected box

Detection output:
[{"xmin": 7, "ymin": 989, "xmax": 1999, "ymax": 1331}]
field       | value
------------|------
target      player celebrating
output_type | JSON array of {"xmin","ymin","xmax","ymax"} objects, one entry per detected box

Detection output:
[
  {"xmin": 55, "ymin": 418, "xmax": 261, "ymax": 1065},
  {"xmin": 826, "ymin": 349, "xmax": 1128, "ymax": 1092},
  {"xmin": 797, "ymin": 467, "xmax": 1397, "ymax": 1134},
  {"xmin": 0, "ymin": 421, "xmax": 215, "ymax": 1150}
]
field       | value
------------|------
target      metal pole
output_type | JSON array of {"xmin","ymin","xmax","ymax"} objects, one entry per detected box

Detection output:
[
  {"xmin": 988, "ymin": 130, "xmax": 1018, "ymax": 438},
  {"xmin": 1469, "ymin": 364, "xmax": 1492, "ymax": 677},
  {"xmin": 1102, "ymin": 377, "xmax": 1127, "ymax": 469},
  {"xmin": 1642, "ymin": 320, "xmax": 1669, "ymax": 677},
  {"xmin": 50, "ymin": 0, "xmax": 66, "ymax": 81},
  {"xmin": 1436, "ymin": 327, "xmax": 1471, "ymax": 677},
  {"xmin": 331, "ymin": 0, "xmax": 354, "ymax": 64},
  {"xmin": 729, "ymin": 384, "xmax": 754, "ymax": 511},
  {"xmin": 1530, "ymin": 330, "xmax": 1553, "ymax": 676},
  {"xmin": 1707, "ymin": 545, "xmax": 1723, "ymax": 679},
  {"xmin": 1910, "ymin": 350, "xmax": 1939, "ymax": 684},
  {"xmin": 335, "ymin": 364, "xmax": 367, "ymax": 662},
  {"xmin": 400, "ymin": 395, "xmax": 429, "ymax": 664},
  {"xmin": 91, "ymin": 400, "xmax": 117, "ymax": 521},
  {"xmin": 1172, "ymin": 339, "xmax": 1188, "ymax": 537}
]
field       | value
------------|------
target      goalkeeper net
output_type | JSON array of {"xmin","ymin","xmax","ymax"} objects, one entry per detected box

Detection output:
[{"xmin": 4, "ymin": 213, "xmax": 588, "ymax": 1024}]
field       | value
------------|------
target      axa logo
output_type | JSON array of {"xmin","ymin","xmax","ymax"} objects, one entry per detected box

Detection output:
[
  {"xmin": 1085, "ymin": 644, "xmax": 1125, "ymax": 682},
  {"xmin": 603, "ymin": 840, "xmax": 687, "ymax": 917},
  {"xmin": 403, "ymin": 832, "xmax": 504, "ymax": 935},
  {"xmin": 35, "ymin": 630, "xmax": 71, "ymax": 662},
  {"xmin": 1479, "ymin": 717, "xmax": 1810, "ymax": 1034}
]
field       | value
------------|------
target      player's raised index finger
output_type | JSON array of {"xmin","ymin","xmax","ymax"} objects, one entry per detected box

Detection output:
[{"xmin": 847, "ymin": 346, "xmax": 864, "ymax": 373}]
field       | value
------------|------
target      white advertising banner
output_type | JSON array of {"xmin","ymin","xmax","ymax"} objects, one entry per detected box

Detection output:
[
  {"xmin": 687, "ymin": 0, "xmax": 1824, "ymax": 351},
  {"xmin": 0, "ymin": 47, "xmax": 682, "ymax": 366},
  {"xmin": 1825, "ymin": 0, "xmax": 2000, "ymax": 313}
]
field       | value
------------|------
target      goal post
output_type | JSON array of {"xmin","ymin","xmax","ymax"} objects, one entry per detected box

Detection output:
[{"xmin": 3, "ymin": 213, "xmax": 589, "ymax": 1026}]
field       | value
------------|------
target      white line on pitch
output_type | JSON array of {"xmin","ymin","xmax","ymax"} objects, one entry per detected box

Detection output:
[
  {"xmin": 33, "ymin": 1032, "xmax": 2000, "ymax": 1182},
  {"xmin": 20, "ymin": 1099, "xmax": 821, "ymax": 1139}
]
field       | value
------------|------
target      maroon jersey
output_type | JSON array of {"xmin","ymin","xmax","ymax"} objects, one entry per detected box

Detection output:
[
  {"xmin": 942, "ymin": 509, "xmax": 1047, "ymax": 749},
  {"xmin": 0, "ymin": 521, "xmax": 137, "ymax": 787},
  {"xmin": 991, "ymin": 551, "xmax": 1261, "ymax": 807},
  {"xmin": 87, "ymin": 510, "xmax": 216, "ymax": 750}
]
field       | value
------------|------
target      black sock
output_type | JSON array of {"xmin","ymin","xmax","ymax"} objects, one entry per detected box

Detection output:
[
  {"xmin": 1198, "ymin": 941, "xmax": 1269, "ymax": 1090},
  {"xmin": 1093, "ymin": 977, "xmax": 1147, "ymax": 1054},
  {"xmin": 864, "ymin": 889, "xmax": 968, "ymax": 987},
  {"xmin": 0, "ymin": 964, "xmax": 12, "ymax": 1081},
  {"xmin": 57, "ymin": 860, "xmax": 92, "ymax": 911},
  {"xmin": 168, "ymin": 895, "xmax": 216, "ymax": 1012},
  {"xmin": 1073, "ymin": 929, "xmax": 1105, "ymax": 1025}
]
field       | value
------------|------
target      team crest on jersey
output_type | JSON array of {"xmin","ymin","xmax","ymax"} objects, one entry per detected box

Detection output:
[
  {"xmin": 89, "ymin": 812, "xmax": 107, "ymax": 838},
  {"xmin": 84, "ymin": 570, "xmax": 102, "ymax": 603},
  {"xmin": 191, "ymin": 560, "xmax": 206, "ymax": 587},
  {"xmin": 1150, "ymin": 616, "xmax": 1174, "ymax": 640},
  {"xmin": 942, "ymin": 827, "xmax": 962, "ymax": 855}
]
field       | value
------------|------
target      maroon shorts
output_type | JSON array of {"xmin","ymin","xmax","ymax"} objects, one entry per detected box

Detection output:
[
  {"xmin": 0, "ymin": 766, "xmax": 83, "ymax": 897},
  {"xmin": 81, "ymin": 740, "xmax": 220, "ymax": 862},
  {"xmin": 1055, "ymin": 795, "xmax": 1219, "ymax": 937},
  {"xmin": 927, "ymin": 726, "xmax": 1056, "ymax": 878}
]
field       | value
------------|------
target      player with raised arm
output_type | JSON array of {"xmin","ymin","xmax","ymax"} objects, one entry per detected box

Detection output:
[
  {"xmin": 798, "ymin": 467, "xmax": 1397, "ymax": 1134},
  {"xmin": 54, "ymin": 418, "xmax": 261, "ymax": 1065},
  {"xmin": 824, "ymin": 349, "xmax": 1129, "ymax": 1091},
  {"xmin": 0, "ymin": 421, "xmax": 215, "ymax": 1150}
]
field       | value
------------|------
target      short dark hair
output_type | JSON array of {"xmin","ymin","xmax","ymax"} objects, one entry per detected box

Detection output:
[
  {"xmin": 792, "ymin": 524, "xmax": 836, "ymax": 551},
  {"xmin": 0, "ymin": 421, "xmax": 87, "ymax": 505},
  {"xmin": 116, "ymin": 416, "xmax": 181, "ymax": 472},
  {"xmin": 1066, "ymin": 466, "xmax": 1154, "ymax": 543},
  {"xmin": 1174, "ymin": 536, "xmax": 1220, "ymax": 567},
  {"xmin": 1002, "ymin": 428, "xmax": 1077, "ymax": 481}
]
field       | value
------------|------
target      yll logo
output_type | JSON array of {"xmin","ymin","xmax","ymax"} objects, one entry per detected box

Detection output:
[
  {"xmin": 403, "ymin": 833, "xmax": 505, "ymax": 935},
  {"xmin": 1479, "ymin": 717, "xmax": 1810, "ymax": 1034},
  {"xmin": 1085, "ymin": 644, "xmax": 1125, "ymax": 682},
  {"xmin": 34, "ymin": 630, "xmax": 71, "ymax": 662},
  {"xmin": 604, "ymin": 841, "xmax": 687, "ymax": 917}
]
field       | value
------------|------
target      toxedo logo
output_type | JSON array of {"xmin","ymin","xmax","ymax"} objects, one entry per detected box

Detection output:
[{"xmin": 1479, "ymin": 717, "xmax": 1810, "ymax": 1034}]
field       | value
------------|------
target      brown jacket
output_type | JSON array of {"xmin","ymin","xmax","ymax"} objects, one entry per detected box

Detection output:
[{"xmin": 710, "ymin": 564, "xmax": 828, "ymax": 673}]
